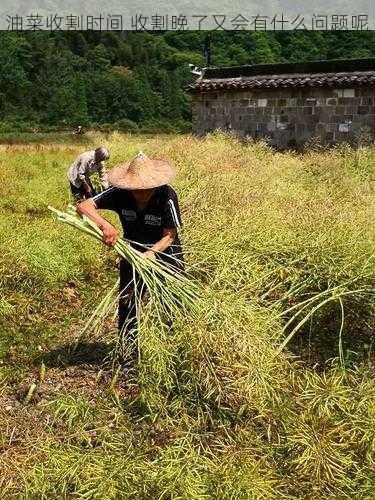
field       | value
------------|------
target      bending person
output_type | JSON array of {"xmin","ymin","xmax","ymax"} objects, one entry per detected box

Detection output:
[
  {"xmin": 68, "ymin": 146, "xmax": 110, "ymax": 202},
  {"xmin": 77, "ymin": 152, "xmax": 183, "ymax": 357}
]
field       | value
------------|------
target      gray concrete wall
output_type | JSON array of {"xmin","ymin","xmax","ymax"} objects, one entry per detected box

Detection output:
[{"xmin": 192, "ymin": 87, "xmax": 375, "ymax": 148}]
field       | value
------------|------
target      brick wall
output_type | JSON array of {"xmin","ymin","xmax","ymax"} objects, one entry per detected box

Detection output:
[{"xmin": 192, "ymin": 87, "xmax": 375, "ymax": 148}]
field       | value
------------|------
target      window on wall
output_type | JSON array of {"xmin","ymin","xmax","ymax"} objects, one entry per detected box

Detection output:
[{"xmin": 334, "ymin": 89, "xmax": 355, "ymax": 97}]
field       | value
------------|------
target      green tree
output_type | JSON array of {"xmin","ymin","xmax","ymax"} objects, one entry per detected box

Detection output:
[
  {"xmin": 48, "ymin": 76, "xmax": 88, "ymax": 125},
  {"xmin": 0, "ymin": 30, "xmax": 373, "ymax": 129},
  {"xmin": 87, "ymin": 44, "xmax": 111, "ymax": 72},
  {"xmin": 0, "ymin": 33, "xmax": 31, "ymax": 113}
]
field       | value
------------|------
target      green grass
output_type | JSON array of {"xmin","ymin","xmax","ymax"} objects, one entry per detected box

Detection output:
[{"xmin": 0, "ymin": 132, "xmax": 374, "ymax": 498}]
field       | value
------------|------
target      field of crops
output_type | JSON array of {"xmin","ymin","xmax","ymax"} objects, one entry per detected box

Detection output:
[{"xmin": 0, "ymin": 132, "xmax": 374, "ymax": 498}]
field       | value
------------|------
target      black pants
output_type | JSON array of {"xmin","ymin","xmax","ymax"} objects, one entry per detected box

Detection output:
[
  {"xmin": 69, "ymin": 179, "xmax": 96, "ymax": 202},
  {"xmin": 119, "ymin": 259, "xmax": 144, "ymax": 338},
  {"xmin": 118, "ymin": 250, "xmax": 185, "ymax": 337}
]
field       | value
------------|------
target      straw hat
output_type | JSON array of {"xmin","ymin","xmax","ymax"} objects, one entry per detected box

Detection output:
[{"xmin": 108, "ymin": 151, "xmax": 175, "ymax": 190}]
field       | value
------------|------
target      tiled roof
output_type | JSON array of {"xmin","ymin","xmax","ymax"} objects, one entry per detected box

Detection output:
[
  {"xmin": 189, "ymin": 71, "xmax": 375, "ymax": 92},
  {"xmin": 188, "ymin": 59, "xmax": 375, "ymax": 93}
]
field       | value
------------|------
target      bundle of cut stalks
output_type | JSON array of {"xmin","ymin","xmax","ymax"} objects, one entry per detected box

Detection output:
[{"xmin": 48, "ymin": 205, "xmax": 201, "ymax": 334}]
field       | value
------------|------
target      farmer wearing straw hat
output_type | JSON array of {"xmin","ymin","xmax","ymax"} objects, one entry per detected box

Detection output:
[
  {"xmin": 68, "ymin": 147, "xmax": 110, "ymax": 202},
  {"xmin": 77, "ymin": 152, "xmax": 183, "ymax": 340}
]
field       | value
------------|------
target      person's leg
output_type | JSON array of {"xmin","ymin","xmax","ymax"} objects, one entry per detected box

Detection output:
[
  {"xmin": 119, "ymin": 259, "xmax": 134, "ymax": 333},
  {"xmin": 85, "ymin": 178, "xmax": 97, "ymax": 198},
  {"xmin": 118, "ymin": 260, "xmax": 146, "ymax": 363},
  {"xmin": 69, "ymin": 182, "xmax": 85, "ymax": 203}
]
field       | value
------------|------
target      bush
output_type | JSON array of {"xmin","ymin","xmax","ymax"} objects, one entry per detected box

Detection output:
[
  {"xmin": 139, "ymin": 119, "xmax": 183, "ymax": 134},
  {"xmin": 113, "ymin": 118, "xmax": 138, "ymax": 131},
  {"xmin": 97, "ymin": 123, "xmax": 114, "ymax": 133},
  {"xmin": 0, "ymin": 120, "xmax": 31, "ymax": 133}
]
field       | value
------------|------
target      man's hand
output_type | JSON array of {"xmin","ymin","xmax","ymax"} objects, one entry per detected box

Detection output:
[
  {"xmin": 143, "ymin": 250, "xmax": 156, "ymax": 261},
  {"xmin": 77, "ymin": 199, "xmax": 118, "ymax": 247},
  {"xmin": 100, "ymin": 223, "xmax": 118, "ymax": 246}
]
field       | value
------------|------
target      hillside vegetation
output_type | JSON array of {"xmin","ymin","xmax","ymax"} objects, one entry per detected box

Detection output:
[
  {"xmin": 1, "ymin": 30, "xmax": 374, "ymax": 131},
  {"xmin": 0, "ymin": 132, "xmax": 374, "ymax": 498}
]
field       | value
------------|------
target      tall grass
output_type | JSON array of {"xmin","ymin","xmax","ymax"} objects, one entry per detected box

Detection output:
[{"xmin": 0, "ymin": 132, "xmax": 374, "ymax": 498}]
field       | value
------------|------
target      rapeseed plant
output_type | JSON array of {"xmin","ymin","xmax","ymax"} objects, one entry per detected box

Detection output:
[{"xmin": 0, "ymin": 132, "xmax": 373, "ymax": 498}]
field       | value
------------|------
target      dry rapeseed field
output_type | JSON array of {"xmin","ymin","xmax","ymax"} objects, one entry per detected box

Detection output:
[{"xmin": 0, "ymin": 131, "xmax": 374, "ymax": 498}]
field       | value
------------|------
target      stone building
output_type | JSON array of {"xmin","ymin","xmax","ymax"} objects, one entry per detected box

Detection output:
[{"xmin": 189, "ymin": 59, "xmax": 375, "ymax": 148}]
